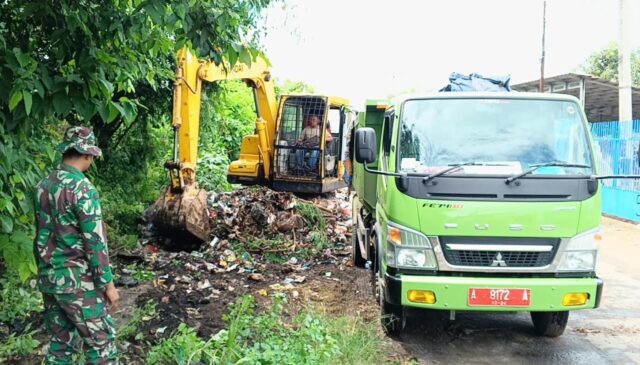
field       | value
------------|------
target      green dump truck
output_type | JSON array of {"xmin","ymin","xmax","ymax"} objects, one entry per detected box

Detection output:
[{"xmin": 351, "ymin": 92, "xmax": 612, "ymax": 337}]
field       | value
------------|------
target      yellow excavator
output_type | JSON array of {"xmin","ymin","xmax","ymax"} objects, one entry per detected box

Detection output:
[{"xmin": 153, "ymin": 48, "xmax": 356, "ymax": 242}]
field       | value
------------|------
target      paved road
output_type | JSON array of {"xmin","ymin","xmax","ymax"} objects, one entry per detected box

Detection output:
[{"xmin": 391, "ymin": 217, "xmax": 640, "ymax": 365}]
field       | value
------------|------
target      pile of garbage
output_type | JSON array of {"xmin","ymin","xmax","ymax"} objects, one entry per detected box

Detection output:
[
  {"xmin": 116, "ymin": 187, "xmax": 357, "ymax": 346},
  {"xmin": 207, "ymin": 187, "xmax": 352, "ymax": 247}
]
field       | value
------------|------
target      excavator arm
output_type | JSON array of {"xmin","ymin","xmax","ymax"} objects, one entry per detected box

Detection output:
[
  {"xmin": 154, "ymin": 47, "xmax": 278, "ymax": 243},
  {"xmin": 168, "ymin": 47, "xmax": 277, "ymax": 190}
]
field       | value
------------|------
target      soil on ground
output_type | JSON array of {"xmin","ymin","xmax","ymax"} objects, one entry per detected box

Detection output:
[{"xmin": 6, "ymin": 187, "xmax": 413, "ymax": 364}]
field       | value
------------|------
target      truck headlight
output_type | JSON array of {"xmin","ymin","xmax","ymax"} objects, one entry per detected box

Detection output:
[
  {"xmin": 385, "ymin": 222, "xmax": 438, "ymax": 269},
  {"xmin": 557, "ymin": 228, "xmax": 601, "ymax": 272}
]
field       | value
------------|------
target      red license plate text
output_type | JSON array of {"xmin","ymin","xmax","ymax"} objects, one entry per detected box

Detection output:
[{"xmin": 468, "ymin": 288, "xmax": 531, "ymax": 307}]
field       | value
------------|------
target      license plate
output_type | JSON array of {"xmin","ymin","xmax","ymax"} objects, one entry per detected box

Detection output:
[{"xmin": 468, "ymin": 288, "xmax": 531, "ymax": 307}]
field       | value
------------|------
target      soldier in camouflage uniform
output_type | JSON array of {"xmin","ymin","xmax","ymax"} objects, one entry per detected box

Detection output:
[{"xmin": 34, "ymin": 126, "xmax": 119, "ymax": 365}]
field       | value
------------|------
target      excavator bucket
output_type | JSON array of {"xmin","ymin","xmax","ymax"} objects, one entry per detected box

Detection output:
[{"xmin": 152, "ymin": 185, "xmax": 211, "ymax": 243}]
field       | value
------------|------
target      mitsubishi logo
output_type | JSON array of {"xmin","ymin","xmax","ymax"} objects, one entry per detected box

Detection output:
[{"xmin": 490, "ymin": 252, "xmax": 507, "ymax": 267}]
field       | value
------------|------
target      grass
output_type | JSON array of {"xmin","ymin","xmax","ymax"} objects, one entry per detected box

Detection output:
[
  {"xmin": 0, "ymin": 327, "xmax": 41, "ymax": 363},
  {"xmin": 124, "ymin": 263, "xmax": 156, "ymax": 282},
  {"xmin": 117, "ymin": 300, "xmax": 157, "ymax": 342},
  {"xmin": 0, "ymin": 272, "xmax": 43, "ymax": 323},
  {"xmin": 146, "ymin": 295, "xmax": 390, "ymax": 365},
  {"xmin": 298, "ymin": 202, "xmax": 326, "ymax": 231},
  {"xmin": 326, "ymin": 316, "xmax": 387, "ymax": 365}
]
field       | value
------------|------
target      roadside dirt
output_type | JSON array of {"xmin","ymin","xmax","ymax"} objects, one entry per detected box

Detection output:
[
  {"xmin": 109, "ymin": 255, "xmax": 413, "ymax": 364},
  {"xmin": 9, "ymin": 187, "xmax": 413, "ymax": 364}
]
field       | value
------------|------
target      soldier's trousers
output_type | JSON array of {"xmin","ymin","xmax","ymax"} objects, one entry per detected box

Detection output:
[{"xmin": 43, "ymin": 290, "xmax": 118, "ymax": 365}]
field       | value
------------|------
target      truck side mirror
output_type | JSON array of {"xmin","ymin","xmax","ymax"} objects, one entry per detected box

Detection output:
[{"xmin": 355, "ymin": 128, "xmax": 378, "ymax": 164}]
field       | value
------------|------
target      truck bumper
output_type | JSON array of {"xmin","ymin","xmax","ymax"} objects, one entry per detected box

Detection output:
[{"xmin": 385, "ymin": 274, "xmax": 603, "ymax": 312}]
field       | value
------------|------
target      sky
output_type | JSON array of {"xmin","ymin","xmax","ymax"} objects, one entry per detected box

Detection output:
[{"xmin": 260, "ymin": 0, "xmax": 640, "ymax": 106}]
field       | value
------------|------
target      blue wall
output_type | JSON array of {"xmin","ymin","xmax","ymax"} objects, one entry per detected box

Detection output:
[{"xmin": 592, "ymin": 120, "xmax": 640, "ymax": 222}]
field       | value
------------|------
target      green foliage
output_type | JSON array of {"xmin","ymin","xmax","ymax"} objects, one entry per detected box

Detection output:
[
  {"xmin": 0, "ymin": 0, "xmax": 272, "ymax": 139},
  {"xmin": 118, "ymin": 300, "xmax": 157, "ymax": 342},
  {"xmin": 264, "ymin": 252, "xmax": 288, "ymax": 264},
  {"xmin": 0, "ymin": 326, "xmax": 41, "ymax": 363},
  {"xmin": 308, "ymin": 230, "xmax": 331, "ymax": 253},
  {"xmin": 147, "ymin": 295, "xmax": 356, "ymax": 365},
  {"xmin": 325, "ymin": 316, "xmax": 387, "ymax": 365},
  {"xmin": 298, "ymin": 202, "xmax": 326, "ymax": 231},
  {"xmin": 147, "ymin": 323, "xmax": 217, "ymax": 365},
  {"xmin": 124, "ymin": 263, "xmax": 156, "ymax": 282},
  {"xmin": 582, "ymin": 42, "xmax": 640, "ymax": 86},
  {"xmin": 0, "ymin": 273, "xmax": 43, "ymax": 323},
  {"xmin": 298, "ymin": 202, "xmax": 330, "ymax": 253},
  {"xmin": 0, "ymin": 122, "xmax": 59, "ymax": 279},
  {"xmin": 235, "ymin": 235, "xmax": 285, "ymax": 252},
  {"xmin": 197, "ymin": 81, "xmax": 257, "ymax": 191},
  {"xmin": 275, "ymin": 79, "xmax": 316, "ymax": 96},
  {"xmin": 94, "ymin": 119, "xmax": 172, "ymax": 245}
]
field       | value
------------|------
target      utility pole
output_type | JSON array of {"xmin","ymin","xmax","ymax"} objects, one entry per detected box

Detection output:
[
  {"xmin": 539, "ymin": 0, "xmax": 547, "ymax": 93},
  {"xmin": 618, "ymin": 0, "xmax": 632, "ymax": 121}
]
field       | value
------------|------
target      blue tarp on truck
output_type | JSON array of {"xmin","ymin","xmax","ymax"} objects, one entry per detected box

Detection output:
[{"xmin": 440, "ymin": 72, "xmax": 512, "ymax": 92}]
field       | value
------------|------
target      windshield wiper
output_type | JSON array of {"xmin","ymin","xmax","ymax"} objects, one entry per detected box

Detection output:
[
  {"xmin": 505, "ymin": 161, "xmax": 591, "ymax": 185},
  {"xmin": 422, "ymin": 162, "xmax": 512, "ymax": 183}
]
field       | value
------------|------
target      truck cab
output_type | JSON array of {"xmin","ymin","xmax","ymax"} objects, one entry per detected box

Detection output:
[{"xmin": 351, "ymin": 93, "xmax": 603, "ymax": 337}]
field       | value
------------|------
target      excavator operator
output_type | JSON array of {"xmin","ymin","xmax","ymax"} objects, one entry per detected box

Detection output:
[{"xmin": 295, "ymin": 115, "xmax": 332, "ymax": 172}]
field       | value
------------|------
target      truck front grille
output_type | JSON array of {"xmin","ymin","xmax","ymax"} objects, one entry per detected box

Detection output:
[
  {"xmin": 440, "ymin": 237, "xmax": 560, "ymax": 268},
  {"xmin": 445, "ymin": 250, "xmax": 553, "ymax": 267}
]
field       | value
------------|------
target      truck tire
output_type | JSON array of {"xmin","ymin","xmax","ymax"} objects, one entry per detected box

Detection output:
[
  {"xmin": 380, "ymin": 289, "xmax": 405, "ymax": 336},
  {"xmin": 530, "ymin": 311, "xmax": 569, "ymax": 337},
  {"xmin": 351, "ymin": 227, "xmax": 366, "ymax": 268}
]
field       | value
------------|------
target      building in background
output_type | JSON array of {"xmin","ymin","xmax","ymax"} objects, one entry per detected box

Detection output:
[{"xmin": 512, "ymin": 73, "xmax": 640, "ymax": 122}]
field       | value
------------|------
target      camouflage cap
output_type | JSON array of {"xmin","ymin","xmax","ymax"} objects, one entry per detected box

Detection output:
[{"xmin": 56, "ymin": 126, "xmax": 102, "ymax": 157}]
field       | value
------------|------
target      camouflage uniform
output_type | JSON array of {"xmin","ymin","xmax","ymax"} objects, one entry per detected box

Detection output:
[{"xmin": 34, "ymin": 126, "xmax": 118, "ymax": 364}]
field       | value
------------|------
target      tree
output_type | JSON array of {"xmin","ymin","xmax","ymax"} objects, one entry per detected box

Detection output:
[
  {"xmin": 581, "ymin": 42, "xmax": 640, "ymax": 86},
  {"xmin": 0, "ymin": 0, "xmax": 273, "ymax": 278},
  {"xmin": 0, "ymin": 0, "xmax": 272, "ymax": 150},
  {"xmin": 275, "ymin": 79, "xmax": 316, "ymax": 96}
]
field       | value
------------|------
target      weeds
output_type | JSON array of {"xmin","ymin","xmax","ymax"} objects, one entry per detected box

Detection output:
[
  {"xmin": 326, "ymin": 316, "xmax": 387, "ymax": 365},
  {"xmin": 236, "ymin": 235, "xmax": 286, "ymax": 253},
  {"xmin": 0, "ymin": 273, "xmax": 42, "ymax": 323},
  {"xmin": 298, "ymin": 202, "xmax": 326, "ymax": 231},
  {"xmin": 124, "ymin": 263, "xmax": 156, "ymax": 282},
  {"xmin": 146, "ymin": 294, "xmax": 388, "ymax": 365},
  {"xmin": 147, "ymin": 323, "xmax": 218, "ymax": 365},
  {"xmin": 263, "ymin": 252, "xmax": 287, "ymax": 264},
  {"xmin": 0, "ymin": 327, "xmax": 41, "ymax": 363},
  {"xmin": 109, "ymin": 232, "xmax": 140, "ymax": 252},
  {"xmin": 118, "ymin": 300, "xmax": 157, "ymax": 342},
  {"xmin": 309, "ymin": 230, "xmax": 331, "ymax": 252}
]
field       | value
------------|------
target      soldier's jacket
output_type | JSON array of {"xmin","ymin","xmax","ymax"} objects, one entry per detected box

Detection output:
[{"xmin": 34, "ymin": 164, "xmax": 113, "ymax": 294}]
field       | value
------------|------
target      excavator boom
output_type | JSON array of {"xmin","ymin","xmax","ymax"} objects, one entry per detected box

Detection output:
[{"xmin": 153, "ymin": 47, "xmax": 277, "ymax": 242}]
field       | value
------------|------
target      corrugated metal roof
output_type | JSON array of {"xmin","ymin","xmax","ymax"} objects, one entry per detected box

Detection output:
[{"xmin": 512, "ymin": 73, "xmax": 640, "ymax": 122}]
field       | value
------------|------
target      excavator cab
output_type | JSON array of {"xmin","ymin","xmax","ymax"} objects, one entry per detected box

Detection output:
[{"xmin": 272, "ymin": 95, "xmax": 356, "ymax": 193}]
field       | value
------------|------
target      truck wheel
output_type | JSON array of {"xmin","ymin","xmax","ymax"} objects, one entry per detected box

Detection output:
[
  {"xmin": 380, "ymin": 290, "xmax": 405, "ymax": 336},
  {"xmin": 530, "ymin": 311, "xmax": 569, "ymax": 337},
  {"xmin": 351, "ymin": 229, "xmax": 366, "ymax": 268}
]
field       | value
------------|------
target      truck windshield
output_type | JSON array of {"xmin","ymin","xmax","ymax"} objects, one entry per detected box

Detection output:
[{"xmin": 398, "ymin": 98, "xmax": 594, "ymax": 176}]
